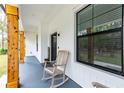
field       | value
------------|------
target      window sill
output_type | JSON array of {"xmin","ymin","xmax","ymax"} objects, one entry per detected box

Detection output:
[{"xmin": 76, "ymin": 60, "xmax": 124, "ymax": 79}]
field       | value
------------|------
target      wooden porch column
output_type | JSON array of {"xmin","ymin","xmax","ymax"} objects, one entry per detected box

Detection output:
[
  {"xmin": 20, "ymin": 31, "xmax": 25, "ymax": 64},
  {"xmin": 5, "ymin": 4, "xmax": 19, "ymax": 88}
]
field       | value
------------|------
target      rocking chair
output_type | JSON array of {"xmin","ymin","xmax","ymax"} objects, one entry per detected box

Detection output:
[{"xmin": 42, "ymin": 50, "xmax": 69, "ymax": 88}]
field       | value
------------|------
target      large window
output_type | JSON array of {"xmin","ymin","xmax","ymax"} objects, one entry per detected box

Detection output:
[{"xmin": 76, "ymin": 4, "xmax": 123, "ymax": 74}]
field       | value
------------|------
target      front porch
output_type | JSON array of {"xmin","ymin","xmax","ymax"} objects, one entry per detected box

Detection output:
[
  {"xmin": 19, "ymin": 56, "xmax": 81, "ymax": 88},
  {"xmin": 1, "ymin": 4, "xmax": 124, "ymax": 88}
]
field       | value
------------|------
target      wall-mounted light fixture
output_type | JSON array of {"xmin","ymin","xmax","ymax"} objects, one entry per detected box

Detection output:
[{"xmin": 58, "ymin": 33, "xmax": 60, "ymax": 36}]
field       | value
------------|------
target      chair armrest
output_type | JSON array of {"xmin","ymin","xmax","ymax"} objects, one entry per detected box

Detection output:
[
  {"xmin": 46, "ymin": 60, "xmax": 56, "ymax": 63},
  {"xmin": 44, "ymin": 60, "xmax": 56, "ymax": 67},
  {"xmin": 53, "ymin": 63, "xmax": 66, "ymax": 66},
  {"xmin": 44, "ymin": 60, "xmax": 55, "ymax": 64}
]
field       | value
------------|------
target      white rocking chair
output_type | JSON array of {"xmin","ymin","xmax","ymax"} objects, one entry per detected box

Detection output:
[{"xmin": 42, "ymin": 50, "xmax": 69, "ymax": 88}]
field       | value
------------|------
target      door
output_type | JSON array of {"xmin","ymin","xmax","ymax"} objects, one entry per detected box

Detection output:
[{"xmin": 51, "ymin": 32, "xmax": 57, "ymax": 61}]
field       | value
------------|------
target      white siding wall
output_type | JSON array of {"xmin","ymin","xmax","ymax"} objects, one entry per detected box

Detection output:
[
  {"xmin": 40, "ymin": 24, "xmax": 49, "ymax": 63},
  {"xmin": 25, "ymin": 25, "xmax": 42, "ymax": 63},
  {"xmin": 25, "ymin": 31, "xmax": 37, "ymax": 56}
]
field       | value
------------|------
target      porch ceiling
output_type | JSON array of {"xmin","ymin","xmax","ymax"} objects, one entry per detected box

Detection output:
[{"xmin": 19, "ymin": 4, "xmax": 67, "ymax": 32}]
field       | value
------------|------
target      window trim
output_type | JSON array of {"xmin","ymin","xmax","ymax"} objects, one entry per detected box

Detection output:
[{"xmin": 76, "ymin": 4, "xmax": 124, "ymax": 76}]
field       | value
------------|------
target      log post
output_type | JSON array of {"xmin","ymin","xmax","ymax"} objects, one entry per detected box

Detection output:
[
  {"xmin": 5, "ymin": 4, "xmax": 20, "ymax": 88},
  {"xmin": 20, "ymin": 31, "xmax": 25, "ymax": 64}
]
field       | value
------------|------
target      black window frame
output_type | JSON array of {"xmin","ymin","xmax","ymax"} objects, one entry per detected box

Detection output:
[{"xmin": 76, "ymin": 4, "xmax": 124, "ymax": 76}]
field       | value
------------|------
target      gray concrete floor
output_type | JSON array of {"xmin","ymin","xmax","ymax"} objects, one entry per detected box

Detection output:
[{"xmin": 19, "ymin": 56, "xmax": 81, "ymax": 88}]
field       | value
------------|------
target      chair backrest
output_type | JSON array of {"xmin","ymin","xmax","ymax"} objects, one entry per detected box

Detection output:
[{"xmin": 56, "ymin": 50, "xmax": 69, "ymax": 66}]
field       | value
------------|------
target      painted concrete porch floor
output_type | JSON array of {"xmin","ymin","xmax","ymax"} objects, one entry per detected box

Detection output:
[{"xmin": 19, "ymin": 56, "xmax": 81, "ymax": 88}]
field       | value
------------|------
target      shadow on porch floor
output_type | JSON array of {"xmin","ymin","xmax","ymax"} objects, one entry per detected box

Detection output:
[{"xmin": 19, "ymin": 56, "xmax": 81, "ymax": 88}]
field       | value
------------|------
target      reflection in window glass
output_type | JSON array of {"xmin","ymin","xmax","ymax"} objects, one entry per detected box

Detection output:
[
  {"xmin": 78, "ymin": 5, "xmax": 92, "ymax": 24},
  {"xmin": 93, "ymin": 4, "xmax": 121, "ymax": 17},
  {"xmin": 78, "ymin": 37, "xmax": 88, "ymax": 62},
  {"xmin": 94, "ymin": 32, "xmax": 122, "ymax": 71},
  {"xmin": 93, "ymin": 7, "xmax": 122, "ymax": 33},
  {"xmin": 78, "ymin": 20, "xmax": 92, "ymax": 36}
]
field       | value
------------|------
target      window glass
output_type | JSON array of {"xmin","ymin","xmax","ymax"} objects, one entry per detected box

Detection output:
[
  {"xmin": 78, "ymin": 37, "xmax": 88, "ymax": 62},
  {"xmin": 78, "ymin": 5, "xmax": 92, "ymax": 25},
  {"xmin": 94, "ymin": 4, "xmax": 121, "ymax": 17},
  {"xmin": 77, "ymin": 20, "xmax": 92, "ymax": 36},
  {"xmin": 94, "ymin": 32, "xmax": 122, "ymax": 71},
  {"xmin": 93, "ymin": 7, "xmax": 122, "ymax": 33}
]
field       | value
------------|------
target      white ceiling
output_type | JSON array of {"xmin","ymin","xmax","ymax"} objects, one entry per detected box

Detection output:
[{"xmin": 19, "ymin": 4, "xmax": 68, "ymax": 32}]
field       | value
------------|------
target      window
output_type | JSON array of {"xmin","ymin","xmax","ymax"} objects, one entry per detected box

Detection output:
[
  {"xmin": 76, "ymin": 4, "xmax": 123, "ymax": 75},
  {"xmin": 36, "ymin": 34, "xmax": 38, "ymax": 51}
]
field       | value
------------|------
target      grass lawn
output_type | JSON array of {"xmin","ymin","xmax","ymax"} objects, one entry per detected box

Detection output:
[
  {"xmin": 95, "ymin": 53, "xmax": 121, "ymax": 66},
  {"xmin": 0, "ymin": 55, "xmax": 7, "ymax": 77},
  {"xmin": 79, "ymin": 52, "xmax": 121, "ymax": 66}
]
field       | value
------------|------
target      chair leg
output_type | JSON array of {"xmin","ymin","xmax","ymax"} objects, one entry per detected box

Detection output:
[
  {"xmin": 42, "ymin": 64, "xmax": 48, "ymax": 80},
  {"xmin": 50, "ymin": 75, "xmax": 55, "ymax": 88},
  {"xmin": 42, "ymin": 69, "xmax": 45, "ymax": 80},
  {"xmin": 42, "ymin": 70, "xmax": 53, "ymax": 80},
  {"xmin": 63, "ymin": 73, "xmax": 66, "ymax": 81},
  {"xmin": 50, "ymin": 74, "xmax": 69, "ymax": 88}
]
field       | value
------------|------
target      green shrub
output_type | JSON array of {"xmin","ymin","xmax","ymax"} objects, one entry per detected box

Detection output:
[{"xmin": 0, "ymin": 48, "xmax": 7, "ymax": 55}]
